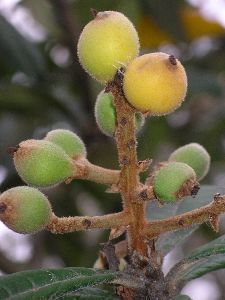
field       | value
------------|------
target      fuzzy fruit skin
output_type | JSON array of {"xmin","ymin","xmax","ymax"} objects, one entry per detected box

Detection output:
[
  {"xmin": 94, "ymin": 90, "xmax": 144, "ymax": 137},
  {"xmin": 123, "ymin": 52, "xmax": 187, "ymax": 115},
  {"xmin": 169, "ymin": 143, "xmax": 210, "ymax": 181},
  {"xmin": 14, "ymin": 140, "xmax": 74, "ymax": 187},
  {"xmin": 77, "ymin": 11, "xmax": 140, "ymax": 83},
  {"xmin": 153, "ymin": 162, "xmax": 196, "ymax": 202},
  {"xmin": 0, "ymin": 186, "xmax": 52, "ymax": 234},
  {"xmin": 44, "ymin": 129, "xmax": 86, "ymax": 159}
]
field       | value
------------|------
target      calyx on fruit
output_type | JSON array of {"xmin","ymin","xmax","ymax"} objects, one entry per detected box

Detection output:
[
  {"xmin": 95, "ymin": 90, "xmax": 144, "ymax": 137},
  {"xmin": 44, "ymin": 129, "xmax": 86, "ymax": 159},
  {"xmin": 123, "ymin": 52, "xmax": 187, "ymax": 115},
  {"xmin": 169, "ymin": 143, "xmax": 210, "ymax": 181},
  {"xmin": 153, "ymin": 162, "xmax": 198, "ymax": 202},
  {"xmin": 0, "ymin": 186, "xmax": 52, "ymax": 234},
  {"xmin": 13, "ymin": 140, "xmax": 74, "ymax": 187},
  {"xmin": 78, "ymin": 10, "xmax": 140, "ymax": 83}
]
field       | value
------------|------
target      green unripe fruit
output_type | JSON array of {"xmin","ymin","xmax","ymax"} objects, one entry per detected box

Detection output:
[
  {"xmin": 14, "ymin": 140, "xmax": 74, "ymax": 187},
  {"xmin": 153, "ymin": 162, "xmax": 198, "ymax": 203},
  {"xmin": 169, "ymin": 143, "xmax": 210, "ymax": 181},
  {"xmin": 0, "ymin": 186, "xmax": 52, "ymax": 234},
  {"xmin": 94, "ymin": 90, "xmax": 144, "ymax": 137},
  {"xmin": 77, "ymin": 11, "xmax": 140, "ymax": 83},
  {"xmin": 44, "ymin": 129, "xmax": 86, "ymax": 159}
]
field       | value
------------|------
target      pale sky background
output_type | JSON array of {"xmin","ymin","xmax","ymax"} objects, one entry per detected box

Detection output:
[{"xmin": 0, "ymin": 0, "xmax": 225, "ymax": 299}]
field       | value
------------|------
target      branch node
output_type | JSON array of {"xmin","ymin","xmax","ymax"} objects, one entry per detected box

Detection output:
[
  {"xmin": 127, "ymin": 139, "xmax": 136, "ymax": 149},
  {"xmin": 214, "ymin": 193, "xmax": 223, "ymax": 203},
  {"xmin": 82, "ymin": 219, "xmax": 92, "ymax": 229},
  {"xmin": 120, "ymin": 157, "xmax": 129, "ymax": 166},
  {"xmin": 138, "ymin": 159, "xmax": 152, "ymax": 173},
  {"xmin": 109, "ymin": 226, "xmax": 126, "ymax": 240},
  {"xmin": 209, "ymin": 214, "xmax": 219, "ymax": 232},
  {"xmin": 105, "ymin": 81, "xmax": 113, "ymax": 93},
  {"xmin": 178, "ymin": 219, "xmax": 184, "ymax": 226},
  {"xmin": 139, "ymin": 190, "xmax": 148, "ymax": 201},
  {"xmin": 191, "ymin": 184, "xmax": 200, "ymax": 197},
  {"xmin": 120, "ymin": 117, "xmax": 128, "ymax": 127}
]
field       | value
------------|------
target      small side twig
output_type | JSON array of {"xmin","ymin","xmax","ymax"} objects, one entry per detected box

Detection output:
[
  {"xmin": 115, "ymin": 240, "xmax": 128, "ymax": 258},
  {"xmin": 144, "ymin": 194, "xmax": 225, "ymax": 239},
  {"xmin": 101, "ymin": 241, "xmax": 119, "ymax": 271},
  {"xmin": 47, "ymin": 211, "xmax": 130, "ymax": 234},
  {"xmin": 70, "ymin": 158, "xmax": 120, "ymax": 186}
]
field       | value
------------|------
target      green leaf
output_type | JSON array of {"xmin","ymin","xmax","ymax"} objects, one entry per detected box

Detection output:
[
  {"xmin": 0, "ymin": 267, "xmax": 118, "ymax": 300},
  {"xmin": 0, "ymin": 85, "xmax": 40, "ymax": 112},
  {"xmin": 147, "ymin": 201, "xmax": 178, "ymax": 221},
  {"xmin": 61, "ymin": 287, "xmax": 119, "ymax": 299},
  {"xmin": 187, "ymin": 67, "xmax": 224, "ymax": 97},
  {"xmin": 0, "ymin": 14, "xmax": 45, "ymax": 77},
  {"xmin": 186, "ymin": 234, "xmax": 225, "ymax": 261},
  {"xmin": 166, "ymin": 254, "xmax": 225, "ymax": 290},
  {"xmin": 172, "ymin": 296, "xmax": 193, "ymax": 300},
  {"xmin": 156, "ymin": 226, "xmax": 198, "ymax": 256},
  {"xmin": 22, "ymin": 0, "xmax": 59, "ymax": 36},
  {"xmin": 178, "ymin": 254, "xmax": 225, "ymax": 281},
  {"xmin": 140, "ymin": 0, "xmax": 186, "ymax": 40},
  {"xmin": 166, "ymin": 235, "xmax": 225, "ymax": 287},
  {"xmin": 176, "ymin": 185, "xmax": 225, "ymax": 214}
]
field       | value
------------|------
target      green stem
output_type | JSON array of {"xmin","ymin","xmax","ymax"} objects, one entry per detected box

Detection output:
[{"xmin": 71, "ymin": 158, "xmax": 120, "ymax": 186}]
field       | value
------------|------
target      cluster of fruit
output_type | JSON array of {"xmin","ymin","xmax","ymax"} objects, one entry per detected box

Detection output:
[
  {"xmin": 0, "ymin": 129, "xmax": 86, "ymax": 234},
  {"xmin": 78, "ymin": 11, "xmax": 187, "ymax": 116},
  {"xmin": 77, "ymin": 10, "xmax": 210, "ymax": 201},
  {"xmin": 0, "ymin": 10, "xmax": 211, "ymax": 237}
]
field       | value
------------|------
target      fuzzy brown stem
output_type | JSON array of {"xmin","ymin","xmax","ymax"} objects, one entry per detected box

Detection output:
[
  {"xmin": 137, "ymin": 185, "xmax": 156, "ymax": 201},
  {"xmin": 111, "ymin": 75, "xmax": 147, "ymax": 256},
  {"xmin": 144, "ymin": 194, "xmax": 225, "ymax": 239},
  {"xmin": 115, "ymin": 240, "xmax": 128, "ymax": 258},
  {"xmin": 47, "ymin": 211, "xmax": 129, "ymax": 234},
  {"xmin": 71, "ymin": 158, "xmax": 120, "ymax": 186}
]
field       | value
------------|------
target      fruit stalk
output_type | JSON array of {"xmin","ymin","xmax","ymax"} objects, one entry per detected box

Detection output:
[
  {"xmin": 144, "ymin": 193, "xmax": 225, "ymax": 238},
  {"xmin": 47, "ymin": 211, "xmax": 129, "ymax": 233},
  {"xmin": 72, "ymin": 158, "xmax": 120, "ymax": 185},
  {"xmin": 110, "ymin": 72, "xmax": 147, "ymax": 256}
]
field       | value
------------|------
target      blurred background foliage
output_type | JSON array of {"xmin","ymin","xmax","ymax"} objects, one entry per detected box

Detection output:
[{"xmin": 0, "ymin": 0, "xmax": 225, "ymax": 298}]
